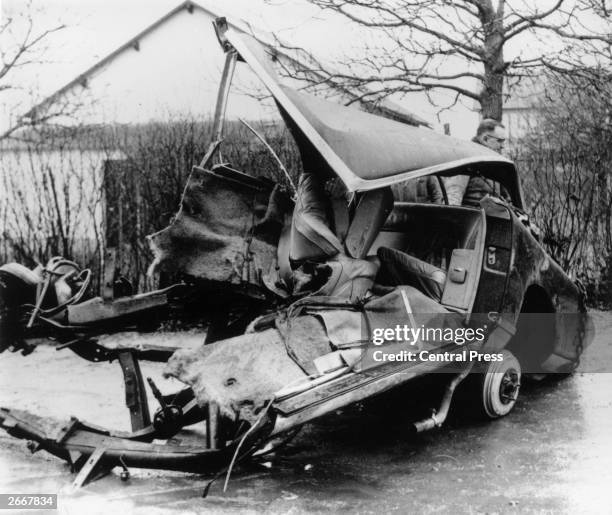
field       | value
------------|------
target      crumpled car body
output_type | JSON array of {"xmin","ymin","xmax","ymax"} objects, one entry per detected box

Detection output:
[{"xmin": 0, "ymin": 17, "xmax": 592, "ymax": 488}]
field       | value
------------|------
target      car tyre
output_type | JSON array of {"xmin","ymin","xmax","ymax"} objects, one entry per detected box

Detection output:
[{"xmin": 476, "ymin": 349, "xmax": 521, "ymax": 419}]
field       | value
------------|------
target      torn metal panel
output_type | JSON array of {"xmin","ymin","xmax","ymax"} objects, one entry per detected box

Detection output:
[
  {"xmin": 164, "ymin": 327, "xmax": 306, "ymax": 423},
  {"xmin": 148, "ymin": 165, "xmax": 291, "ymax": 293}
]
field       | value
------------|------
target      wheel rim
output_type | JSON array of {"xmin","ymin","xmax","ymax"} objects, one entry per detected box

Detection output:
[
  {"xmin": 499, "ymin": 368, "xmax": 520, "ymax": 404},
  {"xmin": 481, "ymin": 350, "xmax": 522, "ymax": 418}
]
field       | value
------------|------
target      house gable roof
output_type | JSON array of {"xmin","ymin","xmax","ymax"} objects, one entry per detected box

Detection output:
[{"xmin": 23, "ymin": 1, "xmax": 428, "ymax": 127}]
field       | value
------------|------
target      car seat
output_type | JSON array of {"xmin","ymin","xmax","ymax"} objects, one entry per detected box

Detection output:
[
  {"xmin": 376, "ymin": 247, "xmax": 447, "ymax": 302},
  {"xmin": 283, "ymin": 173, "xmax": 393, "ymax": 299}
]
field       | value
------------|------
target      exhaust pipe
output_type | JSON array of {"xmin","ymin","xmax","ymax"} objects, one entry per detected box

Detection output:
[{"xmin": 413, "ymin": 362, "xmax": 474, "ymax": 433}]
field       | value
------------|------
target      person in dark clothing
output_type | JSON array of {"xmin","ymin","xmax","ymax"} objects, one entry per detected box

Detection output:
[
  {"xmin": 464, "ymin": 119, "xmax": 510, "ymax": 206},
  {"xmin": 464, "ymin": 119, "xmax": 540, "ymax": 239},
  {"xmin": 444, "ymin": 119, "xmax": 509, "ymax": 206},
  {"xmin": 461, "ymin": 174, "xmax": 511, "ymax": 207}
]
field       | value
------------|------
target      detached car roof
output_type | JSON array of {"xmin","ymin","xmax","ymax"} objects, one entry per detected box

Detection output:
[{"xmin": 216, "ymin": 19, "xmax": 524, "ymax": 208}]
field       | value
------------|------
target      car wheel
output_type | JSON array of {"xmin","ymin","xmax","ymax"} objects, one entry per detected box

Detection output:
[{"xmin": 478, "ymin": 349, "xmax": 521, "ymax": 419}]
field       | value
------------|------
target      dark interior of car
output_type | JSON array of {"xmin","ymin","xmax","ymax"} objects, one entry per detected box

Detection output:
[{"xmin": 370, "ymin": 203, "xmax": 484, "ymax": 308}]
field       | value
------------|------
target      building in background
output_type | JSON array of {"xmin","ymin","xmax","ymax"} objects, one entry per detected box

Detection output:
[
  {"xmin": 21, "ymin": 0, "xmax": 427, "ymax": 129},
  {"xmin": 1, "ymin": 0, "xmax": 427, "ymax": 286},
  {"xmin": 501, "ymin": 78, "xmax": 543, "ymax": 146}
]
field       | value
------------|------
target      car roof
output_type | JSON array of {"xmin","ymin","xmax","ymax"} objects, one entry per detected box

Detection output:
[{"xmin": 216, "ymin": 19, "xmax": 524, "ymax": 208}]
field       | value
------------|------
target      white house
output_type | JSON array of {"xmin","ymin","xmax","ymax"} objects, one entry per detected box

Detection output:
[{"xmin": 501, "ymin": 79, "xmax": 544, "ymax": 144}]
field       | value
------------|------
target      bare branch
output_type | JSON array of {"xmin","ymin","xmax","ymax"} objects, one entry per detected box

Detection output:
[
  {"xmin": 504, "ymin": 0, "xmax": 567, "ymax": 32},
  {"xmin": 0, "ymin": 3, "xmax": 69, "ymax": 140},
  {"xmin": 281, "ymin": 0, "xmax": 611, "ymax": 119},
  {"xmin": 0, "ymin": 24, "xmax": 65, "ymax": 81}
]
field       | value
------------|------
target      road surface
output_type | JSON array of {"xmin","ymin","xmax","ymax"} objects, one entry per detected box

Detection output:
[{"xmin": 1, "ymin": 312, "xmax": 611, "ymax": 514}]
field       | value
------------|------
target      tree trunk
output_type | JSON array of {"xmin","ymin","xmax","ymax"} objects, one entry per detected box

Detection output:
[
  {"xmin": 479, "ymin": 10, "xmax": 505, "ymax": 121},
  {"xmin": 480, "ymin": 66, "xmax": 504, "ymax": 120}
]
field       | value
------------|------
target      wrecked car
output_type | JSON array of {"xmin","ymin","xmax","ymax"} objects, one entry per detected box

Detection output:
[{"xmin": 0, "ymin": 18, "xmax": 592, "ymax": 490}]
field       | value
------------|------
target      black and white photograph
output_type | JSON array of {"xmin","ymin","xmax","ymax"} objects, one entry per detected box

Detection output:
[{"xmin": 0, "ymin": 0, "xmax": 611, "ymax": 513}]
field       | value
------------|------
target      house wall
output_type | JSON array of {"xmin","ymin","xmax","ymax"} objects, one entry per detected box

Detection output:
[{"xmin": 503, "ymin": 107, "xmax": 539, "ymax": 143}]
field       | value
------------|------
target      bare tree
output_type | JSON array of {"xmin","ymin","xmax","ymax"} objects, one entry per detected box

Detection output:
[
  {"xmin": 275, "ymin": 0, "xmax": 611, "ymax": 119},
  {"xmin": 0, "ymin": 0, "xmax": 71, "ymax": 139},
  {"xmin": 512, "ymin": 70, "xmax": 612, "ymax": 304}
]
